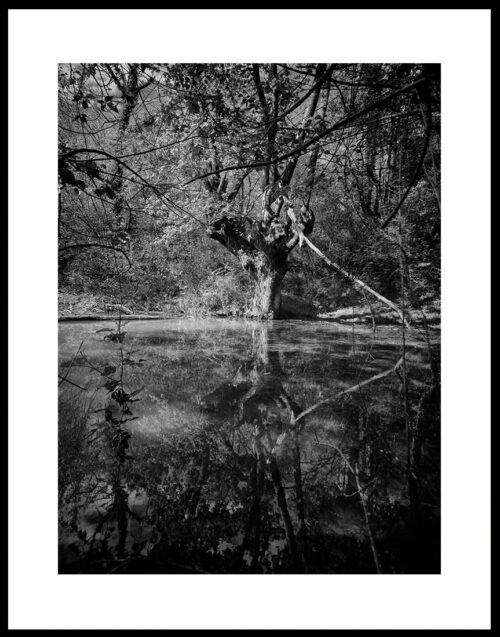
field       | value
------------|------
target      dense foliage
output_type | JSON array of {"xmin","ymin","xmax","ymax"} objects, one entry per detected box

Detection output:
[{"xmin": 58, "ymin": 63, "xmax": 440, "ymax": 317}]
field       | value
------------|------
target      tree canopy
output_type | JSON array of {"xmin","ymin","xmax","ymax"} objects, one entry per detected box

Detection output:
[{"xmin": 58, "ymin": 63, "xmax": 440, "ymax": 319}]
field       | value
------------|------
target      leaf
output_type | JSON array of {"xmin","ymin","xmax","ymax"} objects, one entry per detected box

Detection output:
[
  {"xmin": 59, "ymin": 167, "xmax": 76, "ymax": 186},
  {"xmin": 103, "ymin": 379, "xmax": 120, "ymax": 392},
  {"xmin": 80, "ymin": 160, "xmax": 100, "ymax": 179},
  {"xmin": 103, "ymin": 330, "xmax": 126, "ymax": 343},
  {"xmin": 101, "ymin": 365, "xmax": 116, "ymax": 376},
  {"xmin": 275, "ymin": 433, "xmax": 287, "ymax": 447}
]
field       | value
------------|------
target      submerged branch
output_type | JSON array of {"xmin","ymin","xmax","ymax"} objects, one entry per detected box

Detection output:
[{"xmin": 299, "ymin": 230, "xmax": 410, "ymax": 328}]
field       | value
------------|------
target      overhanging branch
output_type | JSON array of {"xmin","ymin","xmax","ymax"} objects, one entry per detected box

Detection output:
[
  {"xmin": 59, "ymin": 243, "xmax": 132, "ymax": 269},
  {"xmin": 183, "ymin": 76, "xmax": 428, "ymax": 186}
]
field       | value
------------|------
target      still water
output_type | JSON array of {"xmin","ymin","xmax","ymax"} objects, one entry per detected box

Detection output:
[{"xmin": 58, "ymin": 318, "xmax": 440, "ymax": 574}]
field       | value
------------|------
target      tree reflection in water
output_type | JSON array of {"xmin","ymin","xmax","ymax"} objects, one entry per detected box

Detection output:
[{"xmin": 59, "ymin": 321, "xmax": 440, "ymax": 574}]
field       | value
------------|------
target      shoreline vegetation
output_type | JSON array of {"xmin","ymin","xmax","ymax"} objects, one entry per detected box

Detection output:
[{"xmin": 58, "ymin": 290, "xmax": 440, "ymax": 327}]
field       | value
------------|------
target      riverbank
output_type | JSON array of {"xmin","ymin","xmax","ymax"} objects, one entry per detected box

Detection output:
[
  {"xmin": 318, "ymin": 302, "xmax": 441, "ymax": 328},
  {"xmin": 59, "ymin": 290, "xmax": 440, "ymax": 327}
]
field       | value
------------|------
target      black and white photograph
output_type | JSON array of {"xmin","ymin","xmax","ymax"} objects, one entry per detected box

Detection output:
[
  {"xmin": 9, "ymin": 8, "xmax": 490, "ymax": 631},
  {"xmin": 57, "ymin": 60, "xmax": 442, "ymax": 576}
]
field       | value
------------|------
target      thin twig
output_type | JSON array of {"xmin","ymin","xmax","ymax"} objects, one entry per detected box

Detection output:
[
  {"xmin": 319, "ymin": 441, "xmax": 382, "ymax": 573},
  {"xmin": 58, "ymin": 375, "xmax": 87, "ymax": 391}
]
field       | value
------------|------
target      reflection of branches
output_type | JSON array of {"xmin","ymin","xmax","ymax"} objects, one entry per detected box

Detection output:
[
  {"xmin": 293, "ymin": 356, "xmax": 403, "ymax": 425},
  {"xmin": 292, "ymin": 430, "xmax": 308, "ymax": 569},
  {"xmin": 267, "ymin": 454, "xmax": 303, "ymax": 572},
  {"xmin": 184, "ymin": 442, "xmax": 210, "ymax": 519},
  {"xmin": 233, "ymin": 452, "xmax": 265, "ymax": 572},
  {"xmin": 318, "ymin": 441, "xmax": 381, "ymax": 574},
  {"xmin": 58, "ymin": 340, "xmax": 84, "ymax": 387}
]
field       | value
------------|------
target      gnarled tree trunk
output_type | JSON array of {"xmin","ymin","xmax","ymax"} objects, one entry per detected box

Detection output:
[
  {"xmin": 250, "ymin": 263, "xmax": 286, "ymax": 319},
  {"xmin": 207, "ymin": 202, "xmax": 312, "ymax": 319},
  {"xmin": 202, "ymin": 63, "xmax": 330, "ymax": 319}
]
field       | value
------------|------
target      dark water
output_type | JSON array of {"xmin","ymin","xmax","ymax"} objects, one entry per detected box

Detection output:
[{"xmin": 58, "ymin": 318, "xmax": 440, "ymax": 574}]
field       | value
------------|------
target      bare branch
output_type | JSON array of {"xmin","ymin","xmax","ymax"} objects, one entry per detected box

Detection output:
[
  {"xmin": 183, "ymin": 76, "xmax": 428, "ymax": 186},
  {"xmin": 285, "ymin": 208, "xmax": 410, "ymax": 327},
  {"xmin": 59, "ymin": 243, "xmax": 132, "ymax": 269},
  {"xmin": 381, "ymin": 99, "xmax": 432, "ymax": 229}
]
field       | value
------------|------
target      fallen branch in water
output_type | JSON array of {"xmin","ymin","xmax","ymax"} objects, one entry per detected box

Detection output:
[
  {"xmin": 362, "ymin": 289, "xmax": 377, "ymax": 333},
  {"xmin": 286, "ymin": 208, "xmax": 410, "ymax": 328},
  {"xmin": 292, "ymin": 356, "xmax": 403, "ymax": 425},
  {"xmin": 302, "ymin": 234, "xmax": 410, "ymax": 328}
]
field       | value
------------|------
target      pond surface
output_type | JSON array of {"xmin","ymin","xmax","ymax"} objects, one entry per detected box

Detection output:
[{"xmin": 58, "ymin": 318, "xmax": 440, "ymax": 574}]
